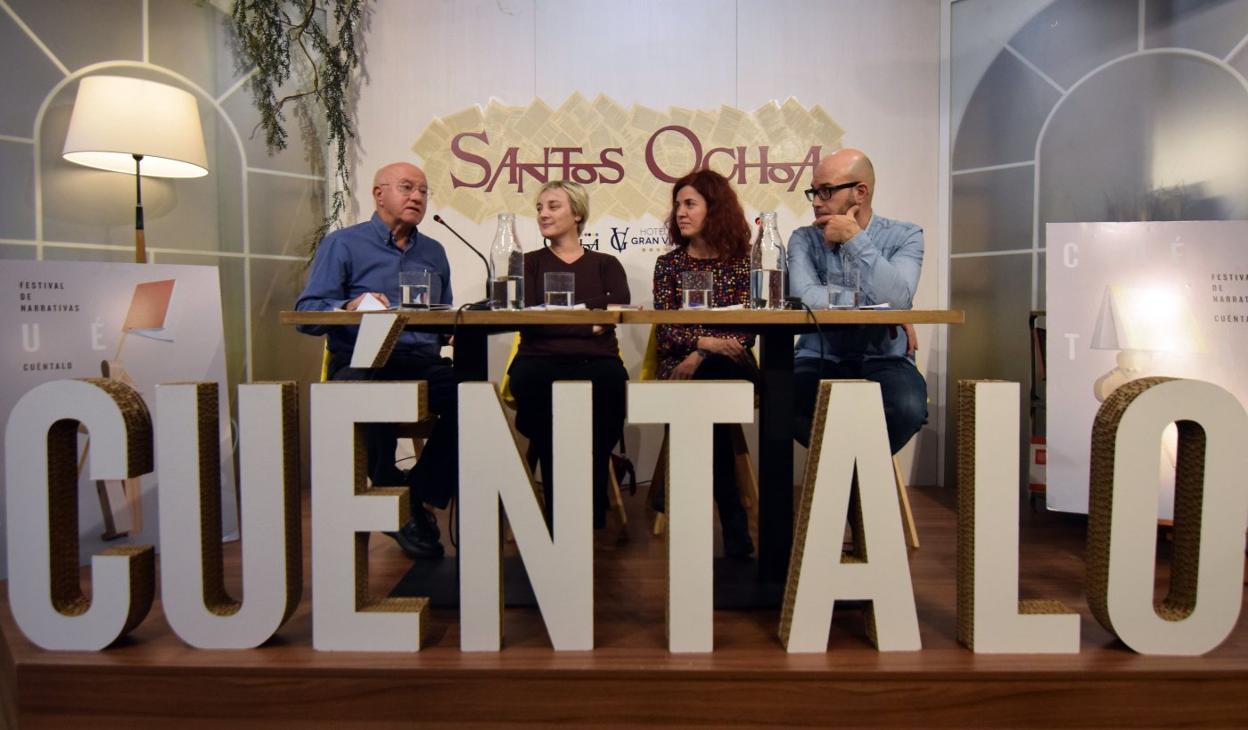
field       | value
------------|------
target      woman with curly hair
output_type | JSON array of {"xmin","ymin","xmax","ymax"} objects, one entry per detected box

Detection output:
[{"xmin": 651, "ymin": 168, "xmax": 756, "ymax": 558}]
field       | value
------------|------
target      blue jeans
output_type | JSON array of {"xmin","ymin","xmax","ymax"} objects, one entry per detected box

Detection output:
[{"xmin": 793, "ymin": 357, "xmax": 927, "ymax": 454}]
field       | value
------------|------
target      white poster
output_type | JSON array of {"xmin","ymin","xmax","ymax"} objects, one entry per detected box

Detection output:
[
  {"xmin": 1046, "ymin": 221, "xmax": 1248, "ymax": 518},
  {"xmin": 1, "ymin": 261, "xmax": 238, "ymax": 579}
]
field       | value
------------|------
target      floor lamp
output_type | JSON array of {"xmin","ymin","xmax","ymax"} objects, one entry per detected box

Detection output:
[
  {"xmin": 62, "ymin": 75, "xmax": 209, "ymax": 263},
  {"xmin": 59, "ymin": 76, "xmax": 206, "ymax": 537}
]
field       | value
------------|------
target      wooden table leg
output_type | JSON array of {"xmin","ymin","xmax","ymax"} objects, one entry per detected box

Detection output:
[{"xmin": 757, "ymin": 328, "xmax": 795, "ymax": 584}]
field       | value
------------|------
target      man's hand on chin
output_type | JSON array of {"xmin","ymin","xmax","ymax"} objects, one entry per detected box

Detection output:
[{"xmin": 816, "ymin": 204, "xmax": 862, "ymax": 247}]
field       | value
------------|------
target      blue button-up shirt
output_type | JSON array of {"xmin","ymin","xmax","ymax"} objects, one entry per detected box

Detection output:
[
  {"xmin": 788, "ymin": 213, "xmax": 924, "ymax": 362},
  {"xmin": 295, "ymin": 213, "xmax": 453, "ymax": 357}
]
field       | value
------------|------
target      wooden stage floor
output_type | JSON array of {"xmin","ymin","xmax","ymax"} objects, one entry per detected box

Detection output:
[{"xmin": 3, "ymin": 485, "xmax": 1247, "ymax": 728}]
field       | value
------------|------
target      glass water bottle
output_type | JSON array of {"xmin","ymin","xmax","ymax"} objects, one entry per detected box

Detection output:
[
  {"xmin": 750, "ymin": 211, "xmax": 786, "ymax": 309},
  {"xmin": 489, "ymin": 212, "xmax": 524, "ymax": 310}
]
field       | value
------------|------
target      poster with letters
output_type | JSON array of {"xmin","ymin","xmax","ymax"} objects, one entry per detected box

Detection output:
[
  {"xmin": 1046, "ymin": 221, "xmax": 1248, "ymax": 518},
  {"xmin": 1, "ymin": 261, "xmax": 238, "ymax": 579}
]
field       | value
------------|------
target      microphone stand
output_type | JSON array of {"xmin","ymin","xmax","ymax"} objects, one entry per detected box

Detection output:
[{"xmin": 433, "ymin": 214, "xmax": 492, "ymax": 309}]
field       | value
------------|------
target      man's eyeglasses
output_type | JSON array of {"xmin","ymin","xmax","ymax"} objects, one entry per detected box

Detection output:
[
  {"xmin": 380, "ymin": 182, "xmax": 431, "ymax": 198},
  {"xmin": 804, "ymin": 181, "xmax": 860, "ymax": 202}
]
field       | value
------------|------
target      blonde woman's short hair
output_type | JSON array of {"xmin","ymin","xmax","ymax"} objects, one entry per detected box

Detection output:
[{"xmin": 537, "ymin": 180, "xmax": 590, "ymax": 235}]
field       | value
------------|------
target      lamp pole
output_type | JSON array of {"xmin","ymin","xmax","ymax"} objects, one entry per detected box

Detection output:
[{"xmin": 133, "ymin": 153, "xmax": 145, "ymax": 264}]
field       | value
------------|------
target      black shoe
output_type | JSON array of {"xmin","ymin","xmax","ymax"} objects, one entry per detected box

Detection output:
[{"xmin": 386, "ymin": 507, "xmax": 444, "ymax": 559}]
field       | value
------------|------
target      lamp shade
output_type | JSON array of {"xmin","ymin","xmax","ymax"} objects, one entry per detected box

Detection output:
[
  {"xmin": 62, "ymin": 76, "xmax": 208, "ymax": 179},
  {"xmin": 1090, "ymin": 284, "xmax": 1205, "ymax": 353}
]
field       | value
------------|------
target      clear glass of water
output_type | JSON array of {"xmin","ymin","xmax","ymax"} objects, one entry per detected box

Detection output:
[
  {"xmin": 828, "ymin": 266, "xmax": 861, "ymax": 308},
  {"xmin": 827, "ymin": 284, "xmax": 860, "ymax": 308},
  {"xmin": 544, "ymin": 271, "xmax": 575, "ymax": 308},
  {"xmin": 399, "ymin": 269, "xmax": 431, "ymax": 308},
  {"xmin": 680, "ymin": 270, "xmax": 714, "ymax": 309}
]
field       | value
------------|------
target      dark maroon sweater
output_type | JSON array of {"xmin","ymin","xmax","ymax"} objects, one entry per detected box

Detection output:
[{"xmin": 517, "ymin": 247, "xmax": 631, "ymax": 358}]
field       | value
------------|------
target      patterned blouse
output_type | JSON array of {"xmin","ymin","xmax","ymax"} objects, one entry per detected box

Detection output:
[{"xmin": 651, "ymin": 247, "xmax": 756, "ymax": 380}]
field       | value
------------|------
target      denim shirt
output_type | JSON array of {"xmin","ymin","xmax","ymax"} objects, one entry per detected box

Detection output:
[
  {"xmin": 295, "ymin": 213, "xmax": 453, "ymax": 357},
  {"xmin": 787, "ymin": 213, "xmax": 923, "ymax": 362}
]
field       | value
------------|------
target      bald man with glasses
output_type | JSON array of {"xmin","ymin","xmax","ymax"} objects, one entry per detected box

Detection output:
[
  {"xmin": 296, "ymin": 162, "xmax": 455, "ymax": 560},
  {"xmin": 788, "ymin": 148, "xmax": 927, "ymax": 455}
]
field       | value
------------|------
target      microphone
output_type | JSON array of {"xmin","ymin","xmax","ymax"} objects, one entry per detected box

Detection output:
[{"xmin": 432, "ymin": 214, "xmax": 492, "ymax": 309}]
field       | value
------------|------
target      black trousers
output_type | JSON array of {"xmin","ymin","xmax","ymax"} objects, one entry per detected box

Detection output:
[
  {"xmin": 508, "ymin": 354, "xmax": 628, "ymax": 529},
  {"xmin": 328, "ymin": 350, "xmax": 460, "ymax": 514},
  {"xmin": 684, "ymin": 353, "xmax": 759, "ymax": 533}
]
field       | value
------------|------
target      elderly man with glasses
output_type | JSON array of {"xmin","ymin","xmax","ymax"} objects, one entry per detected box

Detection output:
[
  {"xmin": 296, "ymin": 161, "xmax": 455, "ymax": 560},
  {"xmin": 788, "ymin": 148, "xmax": 927, "ymax": 455}
]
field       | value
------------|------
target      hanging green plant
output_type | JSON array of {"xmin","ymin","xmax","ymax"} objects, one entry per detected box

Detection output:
[{"xmin": 230, "ymin": 0, "xmax": 365, "ymax": 255}]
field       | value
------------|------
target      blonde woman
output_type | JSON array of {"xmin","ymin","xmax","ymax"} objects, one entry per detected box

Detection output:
[{"xmin": 507, "ymin": 180, "xmax": 630, "ymax": 527}]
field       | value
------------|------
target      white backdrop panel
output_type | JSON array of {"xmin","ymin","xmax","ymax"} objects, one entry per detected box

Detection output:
[{"xmin": 346, "ymin": 0, "xmax": 942, "ymax": 484}]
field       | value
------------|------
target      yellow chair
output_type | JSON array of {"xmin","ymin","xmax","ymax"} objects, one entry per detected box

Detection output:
[
  {"xmin": 643, "ymin": 327, "xmax": 759, "ymax": 537},
  {"xmin": 501, "ymin": 333, "xmax": 629, "ymax": 527},
  {"xmin": 893, "ymin": 453, "xmax": 919, "ymax": 549},
  {"xmin": 890, "ymin": 331, "xmax": 924, "ymax": 550}
]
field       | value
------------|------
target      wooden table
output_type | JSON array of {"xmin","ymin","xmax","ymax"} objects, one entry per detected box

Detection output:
[
  {"xmin": 281, "ymin": 309, "xmax": 619, "ymax": 381},
  {"xmin": 281, "ymin": 308, "xmax": 964, "ymax": 590}
]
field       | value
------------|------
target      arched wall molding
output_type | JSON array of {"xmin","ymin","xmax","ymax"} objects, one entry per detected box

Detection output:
[
  {"xmin": 4, "ymin": 0, "xmax": 331, "ymax": 386},
  {"xmin": 31, "ymin": 60, "xmax": 258, "ymax": 378},
  {"xmin": 1028, "ymin": 46, "xmax": 1248, "ymax": 307},
  {"xmin": 943, "ymin": 0, "xmax": 1248, "ymax": 485},
  {"xmin": 28, "ymin": 50, "xmax": 332, "ymax": 384},
  {"xmin": 949, "ymin": 24, "xmax": 1248, "ymax": 309}
]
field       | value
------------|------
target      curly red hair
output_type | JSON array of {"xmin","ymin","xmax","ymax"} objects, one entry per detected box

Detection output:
[{"xmin": 666, "ymin": 168, "xmax": 751, "ymax": 259}]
